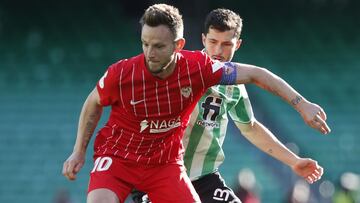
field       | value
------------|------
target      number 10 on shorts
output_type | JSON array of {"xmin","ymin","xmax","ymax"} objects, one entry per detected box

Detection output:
[{"xmin": 91, "ymin": 157, "xmax": 113, "ymax": 173}]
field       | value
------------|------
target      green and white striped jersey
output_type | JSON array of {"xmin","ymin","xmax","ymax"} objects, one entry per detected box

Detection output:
[{"xmin": 183, "ymin": 84, "xmax": 254, "ymax": 180}]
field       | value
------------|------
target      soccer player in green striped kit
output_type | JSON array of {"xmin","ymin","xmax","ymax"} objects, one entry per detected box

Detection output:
[{"xmin": 132, "ymin": 8, "xmax": 328, "ymax": 203}]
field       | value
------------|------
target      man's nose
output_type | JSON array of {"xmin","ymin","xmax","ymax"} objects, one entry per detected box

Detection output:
[
  {"xmin": 147, "ymin": 47, "xmax": 155, "ymax": 58},
  {"xmin": 214, "ymin": 44, "xmax": 223, "ymax": 55}
]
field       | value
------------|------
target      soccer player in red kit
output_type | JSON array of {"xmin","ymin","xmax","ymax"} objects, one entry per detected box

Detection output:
[{"xmin": 62, "ymin": 4, "xmax": 330, "ymax": 203}]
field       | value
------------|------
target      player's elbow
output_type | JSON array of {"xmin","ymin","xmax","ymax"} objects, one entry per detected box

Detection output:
[
  {"xmin": 251, "ymin": 67, "xmax": 271, "ymax": 83},
  {"xmin": 236, "ymin": 119, "xmax": 256, "ymax": 135}
]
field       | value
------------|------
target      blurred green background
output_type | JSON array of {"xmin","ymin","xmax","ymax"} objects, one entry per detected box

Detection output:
[{"xmin": 0, "ymin": 0, "xmax": 359, "ymax": 202}]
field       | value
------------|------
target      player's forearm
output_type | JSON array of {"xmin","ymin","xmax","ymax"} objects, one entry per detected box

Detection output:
[
  {"xmin": 73, "ymin": 90, "xmax": 103, "ymax": 154},
  {"xmin": 236, "ymin": 120, "xmax": 299, "ymax": 167},
  {"xmin": 234, "ymin": 63, "xmax": 306, "ymax": 110}
]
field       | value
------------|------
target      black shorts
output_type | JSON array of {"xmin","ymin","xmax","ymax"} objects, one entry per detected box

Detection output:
[
  {"xmin": 131, "ymin": 172, "xmax": 241, "ymax": 203},
  {"xmin": 192, "ymin": 171, "xmax": 241, "ymax": 203}
]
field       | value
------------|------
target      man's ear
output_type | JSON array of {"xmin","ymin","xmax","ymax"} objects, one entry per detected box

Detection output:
[
  {"xmin": 235, "ymin": 39, "xmax": 242, "ymax": 51},
  {"xmin": 202, "ymin": 33, "xmax": 206, "ymax": 47},
  {"xmin": 175, "ymin": 38, "xmax": 186, "ymax": 51}
]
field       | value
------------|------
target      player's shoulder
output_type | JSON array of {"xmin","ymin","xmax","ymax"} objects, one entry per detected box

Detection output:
[
  {"xmin": 179, "ymin": 50, "xmax": 205, "ymax": 57},
  {"xmin": 178, "ymin": 50, "xmax": 214, "ymax": 70},
  {"xmin": 179, "ymin": 50, "xmax": 209, "ymax": 61},
  {"xmin": 109, "ymin": 53, "xmax": 144, "ymax": 73}
]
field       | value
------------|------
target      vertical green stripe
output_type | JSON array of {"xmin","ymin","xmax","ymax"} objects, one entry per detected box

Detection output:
[
  {"xmin": 201, "ymin": 121, "xmax": 221, "ymax": 175},
  {"xmin": 232, "ymin": 86, "xmax": 240, "ymax": 104},
  {"xmin": 183, "ymin": 122, "xmax": 205, "ymax": 173},
  {"xmin": 201, "ymin": 86, "xmax": 225, "ymax": 175},
  {"xmin": 226, "ymin": 86, "xmax": 239, "ymax": 112},
  {"xmin": 217, "ymin": 86, "xmax": 228, "ymax": 117},
  {"xmin": 183, "ymin": 90, "xmax": 211, "ymax": 173},
  {"xmin": 234, "ymin": 97, "xmax": 250, "ymax": 122},
  {"xmin": 228, "ymin": 86, "xmax": 251, "ymax": 123}
]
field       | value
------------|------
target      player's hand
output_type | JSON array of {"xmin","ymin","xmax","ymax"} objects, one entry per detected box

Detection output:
[
  {"xmin": 291, "ymin": 158, "xmax": 323, "ymax": 184},
  {"xmin": 296, "ymin": 100, "xmax": 331, "ymax": 135},
  {"xmin": 62, "ymin": 151, "xmax": 85, "ymax": 181}
]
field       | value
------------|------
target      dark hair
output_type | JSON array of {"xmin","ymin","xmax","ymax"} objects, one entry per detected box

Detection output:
[
  {"xmin": 140, "ymin": 4, "xmax": 184, "ymax": 39},
  {"xmin": 204, "ymin": 8, "xmax": 243, "ymax": 39}
]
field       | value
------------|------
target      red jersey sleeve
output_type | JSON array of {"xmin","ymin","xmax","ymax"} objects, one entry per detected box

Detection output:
[
  {"xmin": 200, "ymin": 52, "xmax": 223, "ymax": 88},
  {"xmin": 96, "ymin": 62, "xmax": 121, "ymax": 106}
]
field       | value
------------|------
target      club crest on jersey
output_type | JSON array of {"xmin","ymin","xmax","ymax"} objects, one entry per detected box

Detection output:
[
  {"xmin": 181, "ymin": 87, "xmax": 192, "ymax": 98},
  {"xmin": 224, "ymin": 62, "xmax": 236, "ymax": 75},
  {"xmin": 225, "ymin": 86, "xmax": 233, "ymax": 98},
  {"xmin": 140, "ymin": 116, "xmax": 181, "ymax": 133}
]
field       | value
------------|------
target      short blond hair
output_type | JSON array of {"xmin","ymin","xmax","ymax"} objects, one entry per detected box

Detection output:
[{"xmin": 140, "ymin": 4, "xmax": 184, "ymax": 39}]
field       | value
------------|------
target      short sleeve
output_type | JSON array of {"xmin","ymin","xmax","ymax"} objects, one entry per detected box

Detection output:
[
  {"xmin": 228, "ymin": 85, "xmax": 254, "ymax": 123},
  {"xmin": 96, "ymin": 62, "xmax": 121, "ymax": 106},
  {"xmin": 201, "ymin": 52, "xmax": 223, "ymax": 88}
]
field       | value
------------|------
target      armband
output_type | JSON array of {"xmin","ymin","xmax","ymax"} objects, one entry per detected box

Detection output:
[{"xmin": 219, "ymin": 62, "xmax": 237, "ymax": 85}]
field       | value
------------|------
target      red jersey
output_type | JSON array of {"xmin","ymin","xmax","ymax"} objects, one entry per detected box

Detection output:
[{"xmin": 95, "ymin": 50, "xmax": 222, "ymax": 165}]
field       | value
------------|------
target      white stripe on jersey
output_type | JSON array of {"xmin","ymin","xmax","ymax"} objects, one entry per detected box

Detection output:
[
  {"xmin": 239, "ymin": 85, "xmax": 255, "ymax": 122},
  {"xmin": 155, "ymin": 81, "xmax": 160, "ymax": 115},
  {"xmin": 167, "ymin": 140, "xmax": 173, "ymax": 160},
  {"xmin": 166, "ymin": 81, "xmax": 171, "ymax": 114},
  {"xmin": 197, "ymin": 61, "xmax": 205, "ymax": 91},
  {"xmin": 218, "ymin": 116, "xmax": 228, "ymax": 146},
  {"xmin": 124, "ymin": 152, "xmax": 129, "ymax": 159},
  {"xmin": 119, "ymin": 67, "xmax": 125, "ymax": 108},
  {"xmin": 142, "ymin": 70, "xmax": 148, "ymax": 117},
  {"xmin": 178, "ymin": 63, "xmax": 183, "ymax": 110},
  {"xmin": 136, "ymin": 155, "xmax": 142, "ymax": 162},
  {"xmin": 99, "ymin": 125, "xmax": 117, "ymax": 153},
  {"xmin": 145, "ymin": 140, "xmax": 154, "ymax": 156},
  {"xmin": 239, "ymin": 84, "xmax": 249, "ymax": 98},
  {"xmin": 111, "ymin": 129, "xmax": 123, "ymax": 149},
  {"xmin": 111, "ymin": 124, "xmax": 117, "ymax": 136},
  {"xmin": 189, "ymin": 129, "xmax": 213, "ymax": 179},
  {"xmin": 158, "ymin": 138, "xmax": 165, "ymax": 163},
  {"xmin": 99, "ymin": 136, "xmax": 112, "ymax": 152},
  {"xmin": 125, "ymin": 133, "xmax": 134, "ymax": 152},
  {"xmin": 186, "ymin": 60, "xmax": 194, "ymax": 102},
  {"xmin": 131, "ymin": 64, "xmax": 137, "ymax": 116},
  {"xmin": 135, "ymin": 136, "xmax": 144, "ymax": 154}
]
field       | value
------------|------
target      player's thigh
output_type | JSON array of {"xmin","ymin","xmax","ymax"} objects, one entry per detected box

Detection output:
[
  {"xmin": 88, "ymin": 173, "xmax": 132, "ymax": 203},
  {"xmin": 87, "ymin": 188, "xmax": 119, "ymax": 203},
  {"xmin": 88, "ymin": 156, "xmax": 134, "ymax": 202},
  {"xmin": 145, "ymin": 164, "xmax": 200, "ymax": 203},
  {"xmin": 192, "ymin": 172, "xmax": 241, "ymax": 203}
]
